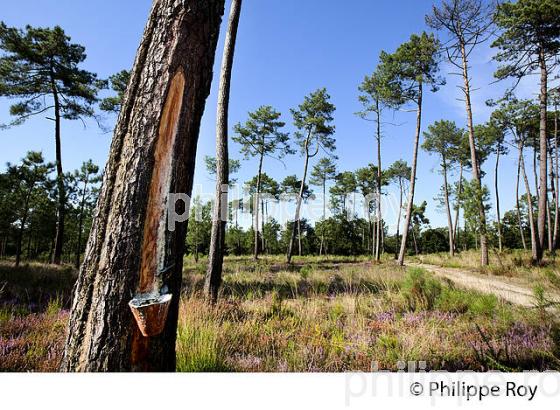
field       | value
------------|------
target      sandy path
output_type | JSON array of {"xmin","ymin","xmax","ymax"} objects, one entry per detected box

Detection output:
[{"xmin": 408, "ymin": 262, "xmax": 557, "ymax": 308}]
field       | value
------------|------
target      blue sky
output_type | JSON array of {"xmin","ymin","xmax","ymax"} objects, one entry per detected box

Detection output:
[{"xmin": 0, "ymin": 0, "xmax": 542, "ymax": 232}]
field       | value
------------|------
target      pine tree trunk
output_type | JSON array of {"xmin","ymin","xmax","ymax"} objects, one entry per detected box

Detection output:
[
  {"xmin": 287, "ymin": 150, "xmax": 310, "ymax": 263},
  {"xmin": 442, "ymin": 157, "xmax": 454, "ymax": 257},
  {"xmin": 253, "ymin": 153, "xmax": 264, "ymax": 260},
  {"xmin": 460, "ymin": 41, "xmax": 488, "ymax": 265},
  {"xmin": 537, "ymin": 48, "xmax": 548, "ymax": 261},
  {"xmin": 554, "ymin": 103, "xmax": 559, "ymax": 249},
  {"xmin": 453, "ymin": 162, "xmax": 463, "ymax": 247},
  {"xmin": 61, "ymin": 0, "xmax": 225, "ymax": 372},
  {"xmin": 297, "ymin": 219, "xmax": 302, "ymax": 256},
  {"xmin": 51, "ymin": 80, "xmax": 65, "ymax": 266},
  {"xmin": 398, "ymin": 83, "xmax": 422, "ymax": 266},
  {"xmin": 395, "ymin": 179, "xmax": 403, "ymax": 260},
  {"xmin": 495, "ymin": 147, "xmax": 503, "ymax": 252},
  {"xmin": 205, "ymin": 0, "xmax": 241, "ymax": 303},
  {"xmin": 15, "ymin": 189, "xmax": 32, "ymax": 268},
  {"xmin": 375, "ymin": 103, "xmax": 382, "ymax": 261},
  {"xmin": 519, "ymin": 140, "xmax": 539, "ymax": 262},
  {"xmin": 516, "ymin": 158, "xmax": 527, "ymax": 250},
  {"xmin": 75, "ymin": 177, "xmax": 89, "ymax": 269},
  {"xmin": 319, "ymin": 181, "xmax": 325, "ymax": 256}
]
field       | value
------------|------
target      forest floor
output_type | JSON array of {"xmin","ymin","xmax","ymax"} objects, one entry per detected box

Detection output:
[{"xmin": 2, "ymin": 253, "xmax": 560, "ymax": 372}]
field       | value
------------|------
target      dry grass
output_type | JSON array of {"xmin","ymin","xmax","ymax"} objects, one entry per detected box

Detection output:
[
  {"xmin": 176, "ymin": 258, "xmax": 560, "ymax": 372},
  {"xmin": 1, "ymin": 256, "xmax": 559, "ymax": 372}
]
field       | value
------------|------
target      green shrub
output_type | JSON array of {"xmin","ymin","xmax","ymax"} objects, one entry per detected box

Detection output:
[
  {"xmin": 468, "ymin": 294, "xmax": 498, "ymax": 316},
  {"xmin": 436, "ymin": 288, "xmax": 470, "ymax": 313},
  {"xmin": 436, "ymin": 287, "xmax": 497, "ymax": 316},
  {"xmin": 402, "ymin": 268, "xmax": 442, "ymax": 311},
  {"xmin": 176, "ymin": 320, "xmax": 229, "ymax": 372}
]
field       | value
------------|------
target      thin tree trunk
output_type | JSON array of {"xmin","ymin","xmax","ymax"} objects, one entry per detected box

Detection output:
[
  {"xmin": 398, "ymin": 83, "xmax": 422, "ymax": 266},
  {"xmin": 453, "ymin": 162, "xmax": 463, "ymax": 247},
  {"xmin": 75, "ymin": 175, "xmax": 90, "ymax": 269},
  {"xmin": 442, "ymin": 157, "xmax": 454, "ymax": 256},
  {"xmin": 297, "ymin": 219, "xmax": 302, "ymax": 256},
  {"xmin": 395, "ymin": 179, "xmax": 403, "ymax": 260},
  {"xmin": 253, "ymin": 153, "xmax": 264, "ymax": 260},
  {"xmin": 375, "ymin": 102, "xmax": 382, "ymax": 261},
  {"xmin": 319, "ymin": 180, "xmax": 325, "ymax": 256},
  {"xmin": 61, "ymin": 0, "xmax": 225, "ymax": 372},
  {"xmin": 533, "ymin": 145, "xmax": 539, "ymax": 200},
  {"xmin": 287, "ymin": 144, "xmax": 312, "ymax": 263},
  {"xmin": 51, "ymin": 77, "xmax": 65, "ymax": 266},
  {"xmin": 205, "ymin": 0, "xmax": 241, "ymax": 303},
  {"xmin": 516, "ymin": 158, "xmax": 527, "ymax": 250},
  {"xmin": 460, "ymin": 40, "xmax": 488, "ymax": 265},
  {"xmin": 520, "ymin": 140, "xmax": 539, "ymax": 262},
  {"xmin": 495, "ymin": 146, "xmax": 503, "ymax": 252},
  {"xmin": 537, "ymin": 47, "xmax": 548, "ymax": 261},
  {"xmin": 548, "ymin": 144, "xmax": 555, "ymax": 252},
  {"xmin": 554, "ymin": 102, "xmax": 559, "ymax": 249},
  {"xmin": 412, "ymin": 226, "xmax": 419, "ymax": 255},
  {"xmin": 15, "ymin": 189, "xmax": 32, "ymax": 268},
  {"xmin": 261, "ymin": 199, "xmax": 265, "ymax": 252}
]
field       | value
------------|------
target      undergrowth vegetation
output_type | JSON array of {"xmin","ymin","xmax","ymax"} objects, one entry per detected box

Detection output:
[{"xmin": 2, "ymin": 255, "xmax": 560, "ymax": 372}]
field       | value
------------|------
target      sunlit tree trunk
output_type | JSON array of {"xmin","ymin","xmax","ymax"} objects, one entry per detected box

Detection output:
[
  {"xmin": 460, "ymin": 41, "xmax": 488, "ymax": 265},
  {"xmin": 519, "ymin": 140, "xmax": 539, "ymax": 262},
  {"xmin": 536, "ymin": 47, "xmax": 549, "ymax": 261},
  {"xmin": 205, "ymin": 0, "xmax": 242, "ymax": 303},
  {"xmin": 398, "ymin": 83, "xmax": 422, "ymax": 266},
  {"xmin": 442, "ymin": 156, "xmax": 454, "ymax": 256},
  {"xmin": 516, "ymin": 159, "xmax": 527, "ymax": 250},
  {"xmin": 61, "ymin": 0, "xmax": 224, "ymax": 372},
  {"xmin": 495, "ymin": 147, "xmax": 503, "ymax": 252}
]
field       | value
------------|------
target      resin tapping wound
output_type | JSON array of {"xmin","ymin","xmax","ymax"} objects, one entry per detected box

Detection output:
[{"xmin": 138, "ymin": 69, "xmax": 185, "ymax": 293}]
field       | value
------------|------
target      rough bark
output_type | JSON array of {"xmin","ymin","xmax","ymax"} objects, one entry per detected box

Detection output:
[
  {"xmin": 398, "ymin": 84, "xmax": 422, "ymax": 266},
  {"xmin": 460, "ymin": 41, "xmax": 488, "ymax": 265},
  {"xmin": 61, "ymin": 0, "xmax": 224, "ymax": 372},
  {"xmin": 537, "ymin": 48, "xmax": 548, "ymax": 261},
  {"xmin": 205, "ymin": 0, "xmax": 242, "ymax": 303}
]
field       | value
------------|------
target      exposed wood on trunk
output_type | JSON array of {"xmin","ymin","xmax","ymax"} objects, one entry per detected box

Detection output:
[{"xmin": 61, "ymin": 0, "xmax": 225, "ymax": 372}]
